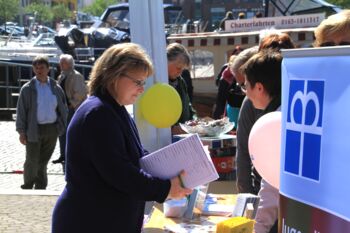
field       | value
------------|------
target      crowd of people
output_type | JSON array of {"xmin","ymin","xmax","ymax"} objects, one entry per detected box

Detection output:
[
  {"xmin": 14, "ymin": 9, "xmax": 350, "ymax": 233},
  {"xmin": 212, "ymin": 9, "xmax": 350, "ymax": 233}
]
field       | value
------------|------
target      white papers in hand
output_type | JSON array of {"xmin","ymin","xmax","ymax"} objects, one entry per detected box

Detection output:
[{"xmin": 140, "ymin": 134, "xmax": 219, "ymax": 189}]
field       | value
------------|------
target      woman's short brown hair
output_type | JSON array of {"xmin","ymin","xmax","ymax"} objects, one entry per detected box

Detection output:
[
  {"xmin": 88, "ymin": 43, "xmax": 154, "ymax": 95},
  {"xmin": 259, "ymin": 32, "xmax": 295, "ymax": 51}
]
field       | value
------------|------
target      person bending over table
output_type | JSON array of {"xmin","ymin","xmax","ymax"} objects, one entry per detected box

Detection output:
[
  {"xmin": 52, "ymin": 43, "xmax": 192, "ymax": 233},
  {"xmin": 167, "ymin": 43, "xmax": 196, "ymax": 135}
]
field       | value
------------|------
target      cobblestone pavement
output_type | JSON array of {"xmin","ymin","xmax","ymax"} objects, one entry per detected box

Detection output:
[
  {"xmin": 0, "ymin": 120, "xmax": 65, "ymax": 233},
  {"xmin": 0, "ymin": 192, "xmax": 59, "ymax": 233},
  {"xmin": 0, "ymin": 120, "xmax": 65, "ymax": 191}
]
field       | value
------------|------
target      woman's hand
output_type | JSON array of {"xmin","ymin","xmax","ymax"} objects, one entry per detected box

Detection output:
[{"xmin": 168, "ymin": 170, "xmax": 193, "ymax": 200}]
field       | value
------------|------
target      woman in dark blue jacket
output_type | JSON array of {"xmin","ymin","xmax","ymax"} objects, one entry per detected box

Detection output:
[{"xmin": 52, "ymin": 43, "xmax": 192, "ymax": 233}]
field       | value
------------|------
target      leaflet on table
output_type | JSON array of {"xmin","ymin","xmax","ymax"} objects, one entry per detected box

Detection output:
[
  {"xmin": 202, "ymin": 204, "xmax": 235, "ymax": 216},
  {"xmin": 201, "ymin": 194, "xmax": 235, "ymax": 216},
  {"xmin": 140, "ymin": 134, "xmax": 219, "ymax": 189},
  {"xmin": 232, "ymin": 193, "xmax": 260, "ymax": 219},
  {"xmin": 164, "ymin": 222, "xmax": 216, "ymax": 233}
]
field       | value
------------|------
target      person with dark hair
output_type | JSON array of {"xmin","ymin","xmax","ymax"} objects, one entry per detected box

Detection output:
[
  {"xmin": 230, "ymin": 46, "xmax": 261, "ymax": 194},
  {"xmin": 241, "ymin": 50, "xmax": 283, "ymax": 233},
  {"xmin": 215, "ymin": 46, "xmax": 242, "ymax": 86},
  {"xmin": 234, "ymin": 32, "xmax": 295, "ymax": 196},
  {"xmin": 236, "ymin": 32, "xmax": 295, "ymax": 233},
  {"xmin": 16, "ymin": 55, "xmax": 67, "ymax": 190},
  {"xmin": 219, "ymin": 11, "xmax": 234, "ymax": 31},
  {"xmin": 24, "ymin": 26, "xmax": 30, "ymax": 37},
  {"xmin": 212, "ymin": 55, "xmax": 239, "ymax": 121},
  {"xmin": 255, "ymin": 12, "xmax": 263, "ymax": 18},
  {"xmin": 52, "ymin": 43, "xmax": 192, "ymax": 233},
  {"xmin": 215, "ymin": 64, "xmax": 229, "ymax": 87},
  {"xmin": 242, "ymin": 51, "xmax": 282, "ymax": 104}
]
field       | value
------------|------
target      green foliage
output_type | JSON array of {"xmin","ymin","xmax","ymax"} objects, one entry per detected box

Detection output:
[
  {"xmin": 326, "ymin": 0, "xmax": 350, "ymax": 9},
  {"xmin": 25, "ymin": 3, "xmax": 53, "ymax": 24},
  {"xmin": 52, "ymin": 4, "xmax": 72, "ymax": 22},
  {"xmin": 0, "ymin": 0, "xmax": 20, "ymax": 23},
  {"xmin": 82, "ymin": 0, "xmax": 119, "ymax": 17}
]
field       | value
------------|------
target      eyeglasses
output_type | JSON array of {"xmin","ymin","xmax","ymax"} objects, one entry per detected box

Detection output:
[
  {"xmin": 123, "ymin": 74, "xmax": 147, "ymax": 87},
  {"xmin": 320, "ymin": 41, "xmax": 350, "ymax": 47}
]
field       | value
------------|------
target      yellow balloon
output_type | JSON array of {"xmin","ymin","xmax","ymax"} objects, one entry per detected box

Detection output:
[{"xmin": 141, "ymin": 83, "xmax": 182, "ymax": 128}]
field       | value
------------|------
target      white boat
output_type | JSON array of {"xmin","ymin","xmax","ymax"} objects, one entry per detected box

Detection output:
[{"xmin": 0, "ymin": 33, "xmax": 60, "ymax": 62}]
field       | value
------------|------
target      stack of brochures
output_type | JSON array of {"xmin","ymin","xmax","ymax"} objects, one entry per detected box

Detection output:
[{"xmin": 140, "ymin": 134, "xmax": 219, "ymax": 189}]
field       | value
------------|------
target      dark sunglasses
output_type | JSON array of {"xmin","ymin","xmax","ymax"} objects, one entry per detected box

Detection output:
[{"xmin": 320, "ymin": 41, "xmax": 350, "ymax": 47}]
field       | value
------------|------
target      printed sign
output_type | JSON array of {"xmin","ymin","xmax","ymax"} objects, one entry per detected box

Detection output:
[
  {"xmin": 285, "ymin": 80, "xmax": 324, "ymax": 181},
  {"xmin": 280, "ymin": 47, "xmax": 350, "ymax": 232},
  {"xmin": 225, "ymin": 13, "xmax": 325, "ymax": 32}
]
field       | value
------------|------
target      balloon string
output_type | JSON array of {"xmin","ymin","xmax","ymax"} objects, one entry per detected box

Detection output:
[{"xmin": 156, "ymin": 128, "xmax": 160, "ymax": 149}]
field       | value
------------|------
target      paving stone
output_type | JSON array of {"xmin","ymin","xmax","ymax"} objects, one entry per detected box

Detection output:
[
  {"xmin": 0, "ymin": 121, "xmax": 65, "ymax": 232},
  {"xmin": 0, "ymin": 121, "xmax": 65, "ymax": 190}
]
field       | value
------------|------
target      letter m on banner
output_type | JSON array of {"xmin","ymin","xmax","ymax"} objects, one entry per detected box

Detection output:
[{"xmin": 285, "ymin": 80, "xmax": 324, "ymax": 181}]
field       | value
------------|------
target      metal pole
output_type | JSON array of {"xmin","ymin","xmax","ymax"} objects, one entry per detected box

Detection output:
[
  {"xmin": 264, "ymin": 0, "xmax": 270, "ymax": 17},
  {"xmin": 129, "ymin": 0, "xmax": 171, "ymax": 151}
]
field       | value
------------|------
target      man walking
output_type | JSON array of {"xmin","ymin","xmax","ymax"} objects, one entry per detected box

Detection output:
[
  {"xmin": 52, "ymin": 54, "xmax": 87, "ymax": 165},
  {"xmin": 16, "ymin": 55, "xmax": 67, "ymax": 189}
]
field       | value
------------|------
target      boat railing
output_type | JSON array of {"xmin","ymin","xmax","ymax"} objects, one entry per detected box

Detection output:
[
  {"xmin": 0, "ymin": 35, "xmax": 34, "ymax": 46},
  {"xmin": 0, "ymin": 32, "xmax": 57, "ymax": 47}
]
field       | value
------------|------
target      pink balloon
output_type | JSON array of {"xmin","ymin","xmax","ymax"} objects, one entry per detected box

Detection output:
[{"xmin": 248, "ymin": 112, "xmax": 281, "ymax": 189}]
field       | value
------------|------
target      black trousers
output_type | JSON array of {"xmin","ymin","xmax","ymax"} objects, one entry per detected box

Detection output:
[{"xmin": 58, "ymin": 108, "xmax": 74, "ymax": 161}]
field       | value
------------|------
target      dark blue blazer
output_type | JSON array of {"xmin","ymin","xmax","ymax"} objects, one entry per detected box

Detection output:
[{"xmin": 52, "ymin": 91, "xmax": 170, "ymax": 233}]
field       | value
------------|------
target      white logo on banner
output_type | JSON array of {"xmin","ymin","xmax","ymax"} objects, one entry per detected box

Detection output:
[{"xmin": 285, "ymin": 80, "xmax": 324, "ymax": 181}]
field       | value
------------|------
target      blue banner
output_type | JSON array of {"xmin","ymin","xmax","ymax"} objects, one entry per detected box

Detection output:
[{"xmin": 280, "ymin": 47, "xmax": 350, "ymax": 232}]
